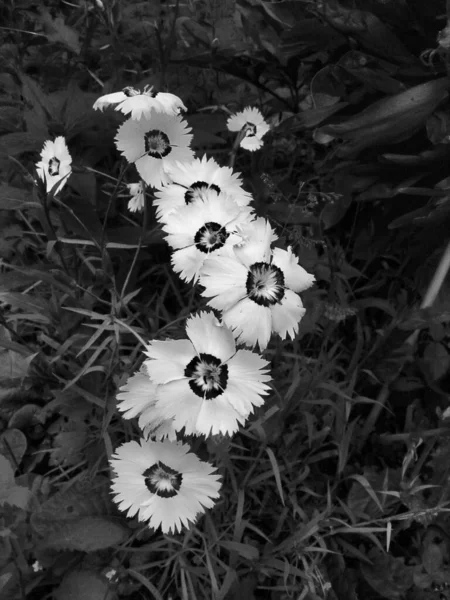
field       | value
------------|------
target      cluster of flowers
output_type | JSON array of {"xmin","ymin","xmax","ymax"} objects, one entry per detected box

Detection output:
[{"xmin": 35, "ymin": 85, "xmax": 314, "ymax": 534}]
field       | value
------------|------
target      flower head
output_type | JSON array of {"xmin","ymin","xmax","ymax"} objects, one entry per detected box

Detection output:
[
  {"xmin": 94, "ymin": 85, "xmax": 186, "ymax": 120},
  {"xmin": 115, "ymin": 113, "xmax": 194, "ymax": 188},
  {"xmin": 110, "ymin": 438, "xmax": 221, "ymax": 534},
  {"xmin": 199, "ymin": 218, "xmax": 315, "ymax": 350},
  {"xmin": 116, "ymin": 368, "xmax": 177, "ymax": 441},
  {"xmin": 143, "ymin": 312, "xmax": 271, "ymax": 436},
  {"xmin": 36, "ymin": 136, "xmax": 72, "ymax": 194},
  {"xmin": 163, "ymin": 189, "xmax": 254, "ymax": 283},
  {"xmin": 153, "ymin": 156, "xmax": 252, "ymax": 223},
  {"xmin": 127, "ymin": 181, "xmax": 146, "ymax": 212},
  {"xmin": 227, "ymin": 107, "xmax": 270, "ymax": 151}
]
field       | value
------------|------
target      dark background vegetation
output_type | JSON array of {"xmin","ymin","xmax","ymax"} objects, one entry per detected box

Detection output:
[{"xmin": 1, "ymin": 0, "xmax": 450, "ymax": 598}]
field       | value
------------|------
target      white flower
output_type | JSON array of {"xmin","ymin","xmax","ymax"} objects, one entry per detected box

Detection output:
[
  {"xmin": 93, "ymin": 85, "xmax": 186, "ymax": 120},
  {"xmin": 110, "ymin": 438, "xmax": 221, "ymax": 534},
  {"xmin": 105, "ymin": 568, "xmax": 117, "ymax": 581},
  {"xmin": 143, "ymin": 311, "xmax": 271, "ymax": 436},
  {"xmin": 115, "ymin": 113, "xmax": 194, "ymax": 188},
  {"xmin": 31, "ymin": 560, "xmax": 43, "ymax": 573},
  {"xmin": 36, "ymin": 136, "xmax": 72, "ymax": 194},
  {"xmin": 163, "ymin": 189, "xmax": 254, "ymax": 283},
  {"xmin": 227, "ymin": 107, "xmax": 270, "ymax": 151},
  {"xmin": 199, "ymin": 218, "xmax": 315, "ymax": 350},
  {"xmin": 127, "ymin": 181, "xmax": 146, "ymax": 212},
  {"xmin": 116, "ymin": 368, "xmax": 177, "ymax": 441},
  {"xmin": 153, "ymin": 156, "xmax": 253, "ymax": 223}
]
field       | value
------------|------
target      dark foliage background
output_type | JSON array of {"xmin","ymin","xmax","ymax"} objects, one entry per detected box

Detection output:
[{"xmin": 1, "ymin": 0, "xmax": 450, "ymax": 599}]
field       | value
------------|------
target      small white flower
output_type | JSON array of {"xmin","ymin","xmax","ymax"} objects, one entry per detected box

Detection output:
[
  {"xmin": 36, "ymin": 136, "xmax": 72, "ymax": 194},
  {"xmin": 163, "ymin": 188, "xmax": 254, "ymax": 283},
  {"xmin": 227, "ymin": 107, "xmax": 270, "ymax": 151},
  {"xmin": 154, "ymin": 156, "xmax": 253, "ymax": 223},
  {"xmin": 110, "ymin": 438, "xmax": 221, "ymax": 534},
  {"xmin": 127, "ymin": 181, "xmax": 146, "ymax": 212},
  {"xmin": 105, "ymin": 568, "xmax": 117, "ymax": 581},
  {"xmin": 116, "ymin": 368, "xmax": 177, "ymax": 441},
  {"xmin": 115, "ymin": 113, "xmax": 194, "ymax": 188},
  {"xmin": 144, "ymin": 311, "xmax": 271, "ymax": 436},
  {"xmin": 94, "ymin": 85, "xmax": 186, "ymax": 120},
  {"xmin": 199, "ymin": 218, "xmax": 315, "ymax": 350},
  {"xmin": 32, "ymin": 560, "xmax": 43, "ymax": 573}
]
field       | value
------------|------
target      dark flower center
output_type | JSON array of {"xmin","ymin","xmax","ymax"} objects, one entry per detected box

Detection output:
[
  {"xmin": 48, "ymin": 157, "xmax": 61, "ymax": 176},
  {"xmin": 194, "ymin": 222, "xmax": 228, "ymax": 254},
  {"xmin": 246, "ymin": 262, "xmax": 285, "ymax": 306},
  {"xmin": 144, "ymin": 129, "xmax": 172, "ymax": 158},
  {"xmin": 143, "ymin": 461, "xmax": 182, "ymax": 498},
  {"xmin": 184, "ymin": 352, "xmax": 228, "ymax": 399},
  {"xmin": 244, "ymin": 122, "xmax": 257, "ymax": 137},
  {"xmin": 184, "ymin": 181, "xmax": 221, "ymax": 204}
]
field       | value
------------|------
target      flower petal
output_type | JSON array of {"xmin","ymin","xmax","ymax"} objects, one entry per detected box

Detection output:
[
  {"xmin": 185, "ymin": 312, "xmax": 236, "ymax": 362},
  {"xmin": 222, "ymin": 298, "xmax": 273, "ymax": 350},
  {"xmin": 271, "ymin": 246, "xmax": 315, "ymax": 292},
  {"xmin": 270, "ymin": 288, "xmax": 305, "ymax": 340},
  {"xmin": 144, "ymin": 339, "xmax": 196, "ymax": 384}
]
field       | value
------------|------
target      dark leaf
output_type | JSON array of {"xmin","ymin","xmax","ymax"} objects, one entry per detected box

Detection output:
[
  {"xmin": 422, "ymin": 342, "xmax": 450, "ymax": 382},
  {"xmin": 282, "ymin": 102, "xmax": 348, "ymax": 131},
  {"xmin": 0, "ymin": 185, "xmax": 39, "ymax": 210},
  {"xmin": 318, "ymin": 78, "xmax": 450, "ymax": 156},
  {"xmin": 0, "ymin": 132, "xmax": 46, "ymax": 158},
  {"xmin": 360, "ymin": 547, "xmax": 415, "ymax": 599},
  {"xmin": 54, "ymin": 570, "xmax": 114, "ymax": 600},
  {"xmin": 314, "ymin": 0, "xmax": 417, "ymax": 64},
  {"xmin": 0, "ymin": 429, "xmax": 27, "ymax": 468},
  {"xmin": 42, "ymin": 517, "xmax": 128, "ymax": 552},
  {"xmin": 279, "ymin": 18, "xmax": 346, "ymax": 60}
]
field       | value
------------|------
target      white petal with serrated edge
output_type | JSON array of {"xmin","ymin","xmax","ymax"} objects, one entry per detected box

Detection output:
[
  {"xmin": 272, "ymin": 246, "xmax": 315, "ymax": 293},
  {"xmin": 270, "ymin": 289, "xmax": 305, "ymax": 340},
  {"xmin": 200, "ymin": 256, "xmax": 248, "ymax": 311},
  {"xmin": 144, "ymin": 339, "xmax": 196, "ymax": 384},
  {"xmin": 185, "ymin": 312, "xmax": 236, "ymax": 362},
  {"xmin": 116, "ymin": 369, "xmax": 157, "ymax": 419},
  {"xmin": 222, "ymin": 298, "xmax": 272, "ymax": 350},
  {"xmin": 233, "ymin": 218, "xmax": 277, "ymax": 267}
]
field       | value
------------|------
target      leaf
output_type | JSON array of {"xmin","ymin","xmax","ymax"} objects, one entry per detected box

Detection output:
[
  {"xmin": 0, "ymin": 429, "xmax": 27, "ymax": 468},
  {"xmin": 31, "ymin": 476, "xmax": 113, "ymax": 535},
  {"xmin": 282, "ymin": 103, "xmax": 348, "ymax": 131},
  {"xmin": 68, "ymin": 171, "xmax": 97, "ymax": 206},
  {"xmin": 49, "ymin": 427, "xmax": 87, "ymax": 468},
  {"xmin": 0, "ymin": 572, "xmax": 12, "ymax": 593},
  {"xmin": 315, "ymin": 0, "xmax": 416, "ymax": 64},
  {"xmin": 279, "ymin": 18, "xmax": 346, "ymax": 60},
  {"xmin": 426, "ymin": 110, "xmax": 450, "ymax": 145},
  {"xmin": 42, "ymin": 516, "xmax": 127, "ymax": 552},
  {"xmin": 360, "ymin": 547, "xmax": 414, "ymax": 599},
  {"xmin": 0, "ymin": 349, "xmax": 35, "ymax": 380},
  {"xmin": 0, "ymin": 185, "xmax": 39, "ymax": 211},
  {"xmin": 0, "ymin": 293, "xmax": 51, "ymax": 324},
  {"xmin": 18, "ymin": 73, "xmax": 54, "ymax": 116},
  {"xmin": 318, "ymin": 78, "xmax": 450, "ymax": 157},
  {"xmin": 0, "ymin": 456, "xmax": 30, "ymax": 509},
  {"xmin": 54, "ymin": 570, "xmax": 114, "ymax": 600},
  {"xmin": 218, "ymin": 541, "xmax": 259, "ymax": 561},
  {"xmin": 0, "ymin": 132, "xmax": 47, "ymax": 158},
  {"xmin": 37, "ymin": 8, "xmax": 81, "ymax": 54},
  {"xmin": 0, "ymin": 271, "xmax": 36, "ymax": 292},
  {"xmin": 422, "ymin": 342, "xmax": 450, "ymax": 381}
]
